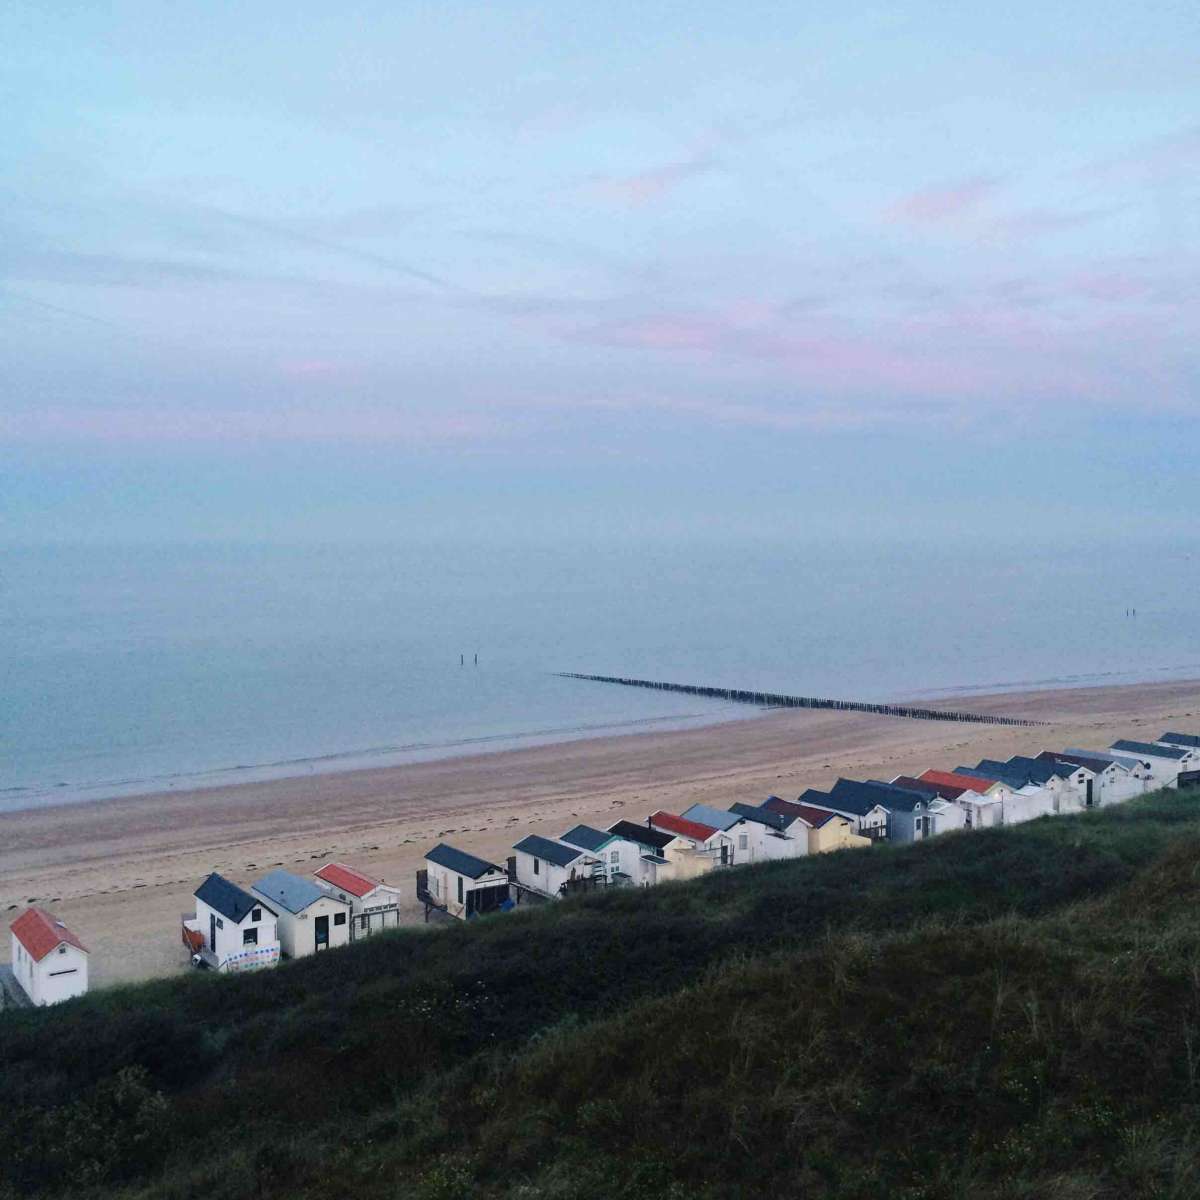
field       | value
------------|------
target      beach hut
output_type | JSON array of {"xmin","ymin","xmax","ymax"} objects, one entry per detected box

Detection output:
[
  {"xmin": 1158, "ymin": 733, "xmax": 1200, "ymax": 786},
  {"xmin": 6, "ymin": 908, "xmax": 89, "ymax": 1007},
  {"xmin": 606, "ymin": 821, "xmax": 679, "ymax": 886},
  {"xmin": 559, "ymin": 824, "xmax": 637, "ymax": 884},
  {"xmin": 720, "ymin": 803, "xmax": 806, "ymax": 861},
  {"xmin": 250, "ymin": 869, "xmax": 352, "ymax": 958},
  {"xmin": 421, "ymin": 844, "xmax": 510, "ymax": 920},
  {"xmin": 919, "ymin": 769, "xmax": 1013, "ymax": 807},
  {"xmin": 648, "ymin": 811, "xmax": 733, "ymax": 870},
  {"xmin": 893, "ymin": 775, "xmax": 1002, "ymax": 830},
  {"xmin": 1159, "ymin": 731, "xmax": 1200, "ymax": 754},
  {"xmin": 1041, "ymin": 751, "xmax": 1144, "ymax": 806},
  {"xmin": 1065, "ymin": 748, "xmax": 1155, "ymax": 794},
  {"xmin": 986, "ymin": 756, "xmax": 1095, "ymax": 813},
  {"xmin": 837, "ymin": 779, "xmax": 949, "ymax": 843},
  {"xmin": 680, "ymin": 802, "xmax": 790, "ymax": 864},
  {"xmin": 679, "ymin": 803, "xmax": 743, "ymax": 833},
  {"xmin": 758, "ymin": 797, "xmax": 871, "ymax": 853},
  {"xmin": 953, "ymin": 767, "xmax": 1058, "ymax": 825},
  {"xmin": 1110, "ymin": 739, "xmax": 1195, "ymax": 788},
  {"xmin": 879, "ymin": 778, "xmax": 969, "ymax": 836},
  {"xmin": 912, "ymin": 770, "xmax": 1007, "ymax": 830},
  {"xmin": 679, "ymin": 802, "xmax": 803, "ymax": 863},
  {"xmin": 797, "ymin": 786, "xmax": 891, "ymax": 841},
  {"xmin": 314, "ymin": 862, "xmax": 403, "ymax": 938},
  {"xmin": 185, "ymin": 873, "xmax": 280, "ymax": 972},
  {"xmin": 511, "ymin": 834, "xmax": 604, "ymax": 900}
]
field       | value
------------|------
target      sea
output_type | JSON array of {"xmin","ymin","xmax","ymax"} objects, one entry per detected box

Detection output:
[{"xmin": 5, "ymin": 537, "xmax": 1199, "ymax": 812}]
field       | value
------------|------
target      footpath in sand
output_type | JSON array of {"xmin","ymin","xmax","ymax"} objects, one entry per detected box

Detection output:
[{"xmin": 2, "ymin": 679, "xmax": 1198, "ymax": 988}]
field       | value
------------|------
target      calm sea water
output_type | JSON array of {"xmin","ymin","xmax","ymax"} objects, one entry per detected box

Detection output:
[{"xmin": 5, "ymin": 538, "xmax": 1199, "ymax": 811}]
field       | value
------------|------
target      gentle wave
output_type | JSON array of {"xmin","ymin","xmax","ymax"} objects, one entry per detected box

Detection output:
[
  {"xmin": 1, "ymin": 706, "xmax": 746, "ymax": 814},
  {"xmin": 906, "ymin": 661, "xmax": 1200, "ymax": 699}
]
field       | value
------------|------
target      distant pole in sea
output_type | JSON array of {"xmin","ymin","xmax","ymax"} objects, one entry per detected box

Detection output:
[
  {"xmin": 474, "ymin": 653, "xmax": 478, "ymax": 665},
  {"xmin": 460, "ymin": 653, "xmax": 464, "ymax": 666}
]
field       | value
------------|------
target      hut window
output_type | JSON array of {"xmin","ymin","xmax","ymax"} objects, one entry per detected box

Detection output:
[
  {"xmin": 738, "ymin": 835, "xmax": 748, "ymax": 850},
  {"xmin": 58, "ymin": 945, "xmax": 67, "ymax": 955},
  {"xmin": 251, "ymin": 908, "xmax": 262, "ymax": 922},
  {"xmin": 610, "ymin": 850, "xmax": 619, "ymax": 863},
  {"xmin": 533, "ymin": 858, "xmax": 540, "ymax": 875},
  {"xmin": 334, "ymin": 912, "xmax": 346, "ymax": 926},
  {"xmin": 242, "ymin": 928, "xmax": 258, "ymax": 946},
  {"xmin": 457, "ymin": 876, "xmax": 464, "ymax": 904}
]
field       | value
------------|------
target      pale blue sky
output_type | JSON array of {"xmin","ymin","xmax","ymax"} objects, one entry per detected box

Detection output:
[{"xmin": 3, "ymin": 1, "xmax": 1197, "ymax": 542}]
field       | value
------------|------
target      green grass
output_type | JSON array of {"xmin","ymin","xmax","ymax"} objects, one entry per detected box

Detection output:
[{"xmin": 4, "ymin": 791, "xmax": 1200, "ymax": 1198}]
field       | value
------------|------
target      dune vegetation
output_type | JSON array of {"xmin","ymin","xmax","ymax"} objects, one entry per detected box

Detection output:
[{"xmin": 4, "ymin": 790, "xmax": 1200, "ymax": 1199}]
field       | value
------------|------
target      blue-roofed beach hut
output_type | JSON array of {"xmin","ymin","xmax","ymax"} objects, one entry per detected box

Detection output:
[{"xmin": 250, "ymin": 868, "xmax": 352, "ymax": 958}]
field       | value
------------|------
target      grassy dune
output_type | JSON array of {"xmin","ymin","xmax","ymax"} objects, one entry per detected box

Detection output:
[{"xmin": 4, "ymin": 792, "xmax": 1200, "ymax": 1198}]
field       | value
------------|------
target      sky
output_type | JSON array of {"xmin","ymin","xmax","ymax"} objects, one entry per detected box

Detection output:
[{"xmin": 2, "ymin": 1, "xmax": 1198, "ymax": 544}]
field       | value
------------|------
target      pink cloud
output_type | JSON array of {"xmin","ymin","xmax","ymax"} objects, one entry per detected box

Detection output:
[
  {"xmin": 884, "ymin": 176, "xmax": 1000, "ymax": 225},
  {"xmin": 562, "ymin": 292, "xmax": 1191, "ymax": 412},
  {"xmin": 584, "ymin": 153, "xmax": 714, "ymax": 207}
]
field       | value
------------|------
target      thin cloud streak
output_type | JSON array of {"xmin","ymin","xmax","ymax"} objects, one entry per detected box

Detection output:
[
  {"xmin": 583, "ymin": 151, "xmax": 716, "ymax": 207},
  {"xmin": 884, "ymin": 177, "xmax": 1001, "ymax": 225}
]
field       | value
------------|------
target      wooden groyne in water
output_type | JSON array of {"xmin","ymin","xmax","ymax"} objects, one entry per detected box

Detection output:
[{"xmin": 556, "ymin": 673, "xmax": 1047, "ymax": 728}]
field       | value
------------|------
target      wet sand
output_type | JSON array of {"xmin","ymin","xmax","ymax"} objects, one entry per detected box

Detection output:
[{"xmin": 3, "ymin": 678, "xmax": 1198, "ymax": 988}]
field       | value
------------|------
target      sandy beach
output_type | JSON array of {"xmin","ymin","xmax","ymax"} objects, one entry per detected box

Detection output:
[{"xmin": 3, "ymin": 677, "xmax": 1198, "ymax": 989}]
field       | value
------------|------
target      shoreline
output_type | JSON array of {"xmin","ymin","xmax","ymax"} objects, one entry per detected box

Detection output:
[
  {"xmin": 3, "ymin": 676, "xmax": 1199, "ymax": 990},
  {"xmin": 1, "ymin": 704, "xmax": 750, "ymax": 814},
  {"xmin": 10, "ymin": 660, "xmax": 1200, "ymax": 813}
]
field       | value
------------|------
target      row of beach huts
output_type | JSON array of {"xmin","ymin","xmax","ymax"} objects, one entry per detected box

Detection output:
[
  {"xmin": 419, "ymin": 732, "xmax": 1200, "ymax": 918},
  {"xmin": 3, "ymin": 732, "xmax": 1199, "ymax": 1008}
]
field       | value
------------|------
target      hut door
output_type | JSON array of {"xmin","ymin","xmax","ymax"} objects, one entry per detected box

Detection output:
[
  {"xmin": 314, "ymin": 915, "xmax": 329, "ymax": 950},
  {"xmin": 209, "ymin": 913, "xmax": 216, "ymax": 951},
  {"xmin": 1086, "ymin": 780, "xmax": 1094, "ymax": 807}
]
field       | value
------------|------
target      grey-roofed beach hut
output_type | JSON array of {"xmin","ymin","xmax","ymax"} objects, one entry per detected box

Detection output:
[
  {"xmin": 250, "ymin": 868, "xmax": 352, "ymax": 958},
  {"xmin": 719, "ymin": 802, "xmax": 805, "ymax": 862},
  {"xmin": 512, "ymin": 834, "xmax": 603, "ymax": 900},
  {"xmin": 797, "ymin": 786, "xmax": 891, "ymax": 840},
  {"xmin": 1111, "ymin": 738, "xmax": 1196, "ymax": 788},
  {"xmin": 1160, "ymin": 731, "xmax": 1200, "ymax": 751},
  {"xmin": 680, "ymin": 803, "xmax": 743, "ymax": 832},
  {"xmin": 421, "ymin": 843, "xmax": 510, "ymax": 921},
  {"xmin": 1044, "ymin": 751, "xmax": 1147, "ymax": 805}
]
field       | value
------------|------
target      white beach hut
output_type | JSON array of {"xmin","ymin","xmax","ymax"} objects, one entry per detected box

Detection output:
[
  {"xmin": 250, "ymin": 869, "xmax": 352, "ymax": 958},
  {"xmin": 1110, "ymin": 739, "xmax": 1195, "ymax": 789},
  {"xmin": 7, "ymin": 908, "xmax": 89, "ymax": 1007},
  {"xmin": 185, "ymin": 873, "xmax": 280, "ymax": 972},
  {"xmin": 314, "ymin": 862, "xmax": 404, "ymax": 938},
  {"xmin": 512, "ymin": 834, "xmax": 605, "ymax": 900},
  {"xmin": 421, "ymin": 843, "xmax": 511, "ymax": 920}
]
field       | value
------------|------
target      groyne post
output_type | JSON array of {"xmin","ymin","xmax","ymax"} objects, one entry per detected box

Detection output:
[{"xmin": 554, "ymin": 672, "xmax": 1046, "ymax": 728}]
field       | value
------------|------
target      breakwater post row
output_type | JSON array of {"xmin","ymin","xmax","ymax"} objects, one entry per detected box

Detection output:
[{"xmin": 556, "ymin": 672, "xmax": 1047, "ymax": 728}]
